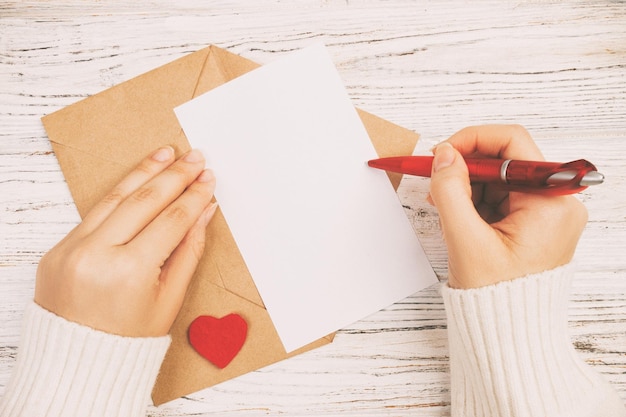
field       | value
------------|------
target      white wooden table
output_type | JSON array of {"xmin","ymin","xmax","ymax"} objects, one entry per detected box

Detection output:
[{"xmin": 1, "ymin": 1, "xmax": 625, "ymax": 415}]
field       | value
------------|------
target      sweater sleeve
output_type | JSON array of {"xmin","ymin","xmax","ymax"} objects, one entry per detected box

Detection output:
[
  {"xmin": 440, "ymin": 263, "xmax": 625, "ymax": 417},
  {"xmin": 0, "ymin": 302, "xmax": 171, "ymax": 417}
]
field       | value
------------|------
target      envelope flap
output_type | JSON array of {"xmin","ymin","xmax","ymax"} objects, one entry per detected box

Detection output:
[
  {"xmin": 49, "ymin": 142, "xmax": 130, "ymax": 216},
  {"xmin": 42, "ymin": 47, "xmax": 221, "ymax": 215},
  {"xmin": 197, "ymin": 45, "xmax": 261, "ymax": 90},
  {"xmin": 200, "ymin": 209, "xmax": 265, "ymax": 306}
]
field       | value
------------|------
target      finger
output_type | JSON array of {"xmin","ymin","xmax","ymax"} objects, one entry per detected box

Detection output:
[
  {"xmin": 475, "ymin": 194, "xmax": 510, "ymax": 224},
  {"xmin": 445, "ymin": 124, "xmax": 545, "ymax": 161},
  {"xmin": 131, "ymin": 169, "xmax": 216, "ymax": 265},
  {"xmin": 481, "ymin": 183, "xmax": 510, "ymax": 207},
  {"xmin": 157, "ymin": 202, "xmax": 219, "ymax": 324},
  {"xmin": 80, "ymin": 146, "xmax": 176, "ymax": 233},
  {"xmin": 471, "ymin": 183, "xmax": 509, "ymax": 222},
  {"xmin": 94, "ymin": 149, "xmax": 206, "ymax": 245},
  {"xmin": 429, "ymin": 143, "xmax": 490, "ymax": 248},
  {"xmin": 429, "ymin": 143, "xmax": 510, "ymax": 287},
  {"xmin": 442, "ymin": 125, "xmax": 543, "ymax": 226},
  {"xmin": 471, "ymin": 183, "xmax": 484, "ymax": 207}
]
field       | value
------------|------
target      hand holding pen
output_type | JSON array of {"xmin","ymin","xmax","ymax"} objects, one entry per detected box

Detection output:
[{"xmin": 388, "ymin": 125, "xmax": 590, "ymax": 289}]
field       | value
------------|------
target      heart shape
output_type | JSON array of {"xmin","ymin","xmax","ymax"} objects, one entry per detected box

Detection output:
[{"xmin": 188, "ymin": 313, "xmax": 248, "ymax": 369}]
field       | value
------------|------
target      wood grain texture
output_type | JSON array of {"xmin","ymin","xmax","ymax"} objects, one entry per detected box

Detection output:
[{"xmin": 1, "ymin": 1, "xmax": 625, "ymax": 415}]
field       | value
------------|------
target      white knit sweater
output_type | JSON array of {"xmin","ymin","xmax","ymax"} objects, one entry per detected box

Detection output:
[
  {"xmin": 441, "ymin": 264, "xmax": 625, "ymax": 416},
  {"xmin": 0, "ymin": 265, "xmax": 624, "ymax": 416},
  {"xmin": 0, "ymin": 304, "xmax": 170, "ymax": 417}
]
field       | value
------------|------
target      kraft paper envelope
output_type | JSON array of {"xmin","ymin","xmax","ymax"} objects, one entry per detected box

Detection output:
[{"xmin": 41, "ymin": 45, "xmax": 419, "ymax": 405}]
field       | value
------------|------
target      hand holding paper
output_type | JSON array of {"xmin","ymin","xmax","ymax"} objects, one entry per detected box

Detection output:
[
  {"xmin": 35, "ymin": 147, "xmax": 218, "ymax": 337},
  {"xmin": 42, "ymin": 43, "xmax": 432, "ymax": 404}
]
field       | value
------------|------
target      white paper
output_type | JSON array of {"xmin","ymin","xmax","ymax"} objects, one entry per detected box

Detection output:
[{"xmin": 176, "ymin": 43, "xmax": 437, "ymax": 352}]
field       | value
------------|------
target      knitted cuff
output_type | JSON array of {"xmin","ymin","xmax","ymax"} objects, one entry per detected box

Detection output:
[
  {"xmin": 0, "ymin": 302, "xmax": 171, "ymax": 417},
  {"xmin": 441, "ymin": 264, "xmax": 623, "ymax": 417}
]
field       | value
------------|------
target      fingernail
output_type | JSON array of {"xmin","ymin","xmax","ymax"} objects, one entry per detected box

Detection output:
[
  {"xmin": 184, "ymin": 149, "xmax": 205, "ymax": 163},
  {"xmin": 433, "ymin": 142, "xmax": 456, "ymax": 172},
  {"xmin": 202, "ymin": 202, "xmax": 219, "ymax": 226},
  {"xmin": 197, "ymin": 169, "xmax": 215, "ymax": 183},
  {"xmin": 151, "ymin": 146, "xmax": 174, "ymax": 162}
]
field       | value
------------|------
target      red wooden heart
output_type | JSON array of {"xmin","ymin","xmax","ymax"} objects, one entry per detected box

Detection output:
[{"xmin": 188, "ymin": 314, "xmax": 248, "ymax": 369}]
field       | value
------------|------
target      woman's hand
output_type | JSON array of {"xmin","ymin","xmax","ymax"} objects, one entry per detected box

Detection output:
[
  {"xmin": 428, "ymin": 125, "xmax": 588, "ymax": 289},
  {"xmin": 35, "ymin": 146, "xmax": 217, "ymax": 337}
]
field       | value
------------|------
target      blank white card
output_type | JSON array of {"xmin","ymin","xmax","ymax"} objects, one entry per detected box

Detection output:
[{"xmin": 176, "ymin": 44, "xmax": 437, "ymax": 352}]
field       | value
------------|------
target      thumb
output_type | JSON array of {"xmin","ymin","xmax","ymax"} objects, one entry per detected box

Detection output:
[{"xmin": 429, "ymin": 143, "xmax": 486, "ymax": 251}]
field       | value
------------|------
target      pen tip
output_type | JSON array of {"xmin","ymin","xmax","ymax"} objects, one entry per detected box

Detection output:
[{"xmin": 581, "ymin": 171, "xmax": 604, "ymax": 186}]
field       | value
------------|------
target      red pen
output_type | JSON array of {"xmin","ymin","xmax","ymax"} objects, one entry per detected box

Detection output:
[{"xmin": 367, "ymin": 156, "xmax": 604, "ymax": 195}]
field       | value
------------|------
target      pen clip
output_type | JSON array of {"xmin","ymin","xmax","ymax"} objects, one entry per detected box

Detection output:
[{"xmin": 505, "ymin": 159, "xmax": 598, "ymax": 196}]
